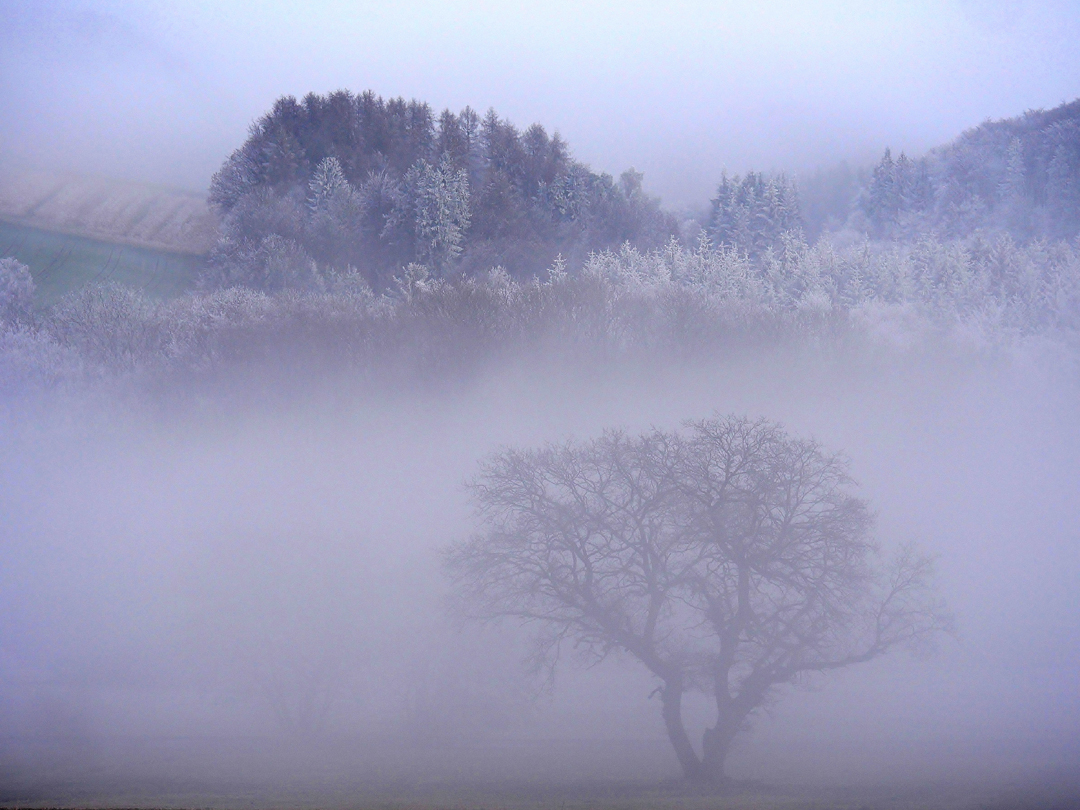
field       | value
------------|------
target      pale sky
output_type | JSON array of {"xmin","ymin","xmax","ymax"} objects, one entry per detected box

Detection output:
[{"xmin": 2, "ymin": 1, "xmax": 1079, "ymax": 205}]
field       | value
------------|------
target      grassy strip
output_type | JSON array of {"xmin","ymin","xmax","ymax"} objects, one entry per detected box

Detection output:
[{"xmin": 0, "ymin": 221, "xmax": 205, "ymax": 304}]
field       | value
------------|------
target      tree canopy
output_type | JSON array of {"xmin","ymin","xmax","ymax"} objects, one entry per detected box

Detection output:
[
  {"xmin": 860, "ymin": 99, "xmax": 1080, "ymax": 241},
  {"xmin": 206, "ymin": 90, "xmax": 676, "ymax": 289},
  {"xmin": 203, "ymin": 91, "xmax": 1080, "ymax": 296},
  {"xmin": 708, "ymin": 171, "xmax": 803, "ymax": 257}
]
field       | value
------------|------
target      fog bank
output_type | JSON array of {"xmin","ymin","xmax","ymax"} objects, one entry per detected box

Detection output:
[{"xmin": 1, "ymin": 341, "xmax": 1077, "ymax": 797}]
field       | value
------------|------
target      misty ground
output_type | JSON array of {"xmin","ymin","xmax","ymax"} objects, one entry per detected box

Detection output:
[
  {"xmin": 2, "ymin": 743, "xmax": 1078, "ymax": 810},
  {"xmin": 2, "ymin": 735, "xmax": 1078, "ymax": 810}
]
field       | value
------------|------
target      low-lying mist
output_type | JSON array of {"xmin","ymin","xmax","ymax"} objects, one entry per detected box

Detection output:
[{"xmin": 1, "ymin": 328, "xmax": 1077, "ymax": 797}]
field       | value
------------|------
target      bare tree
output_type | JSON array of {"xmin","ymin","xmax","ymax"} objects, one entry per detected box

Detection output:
[{"xmin": 445, "ymin": 415, "xmax": 949, "ymax": 784}]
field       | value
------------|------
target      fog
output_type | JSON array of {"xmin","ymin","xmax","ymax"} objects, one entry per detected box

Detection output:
[
  {"xmin": 1, "ymin": 339, "xmax": 1078, "ymax": 799},
  {"xmin": 3, "ymin": 1, "xmax": 1080, "ymax": 805},
  {"xmin": 3, "ymin": 1, "xmax": 1080, "ymax": 202}
]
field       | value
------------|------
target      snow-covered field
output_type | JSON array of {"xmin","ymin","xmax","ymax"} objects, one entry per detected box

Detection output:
[{"xmin": 0, "ymin": 170, "xmax": 215, "ymax": 255}]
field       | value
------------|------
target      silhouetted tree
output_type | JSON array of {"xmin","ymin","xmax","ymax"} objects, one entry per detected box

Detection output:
[{"xmin": 446, "ymin": 416, "xmax": 949, "ymax": 784}]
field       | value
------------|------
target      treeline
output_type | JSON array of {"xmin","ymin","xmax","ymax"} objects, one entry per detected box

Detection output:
[
  {"xmin": 3, "ymin": 233, "xmax": 1077, "ymax": 399},
  {"xmin": 5, "ymin": 92, "xmax": 1080, "ymax": 398},
  {"xmin": 207, "ymin": 90, "xmax": 676, "ymax": 289},
  {"xmin": 206, "ymin": 90, "xmax": 1080, "ymax": 297},
  {"xmin": 704, "ymin": 98, "xmax": 1080, "ymax": 248},
  {"xmin": 861, "ymin": 99, "xmax": 1080, "ymax": 241}
]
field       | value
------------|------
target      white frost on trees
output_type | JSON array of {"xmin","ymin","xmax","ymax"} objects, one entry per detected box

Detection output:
[
  {"xmin": 0, "ymin": 257, "xmax": 36, "ymax": 324},
  {"xmin": 407, "ymin": 156, "xmax": 472, "ymax": 274},
  {"xmin": 308, "ymin": 157, "xmax": 352, "ymax": 213}
]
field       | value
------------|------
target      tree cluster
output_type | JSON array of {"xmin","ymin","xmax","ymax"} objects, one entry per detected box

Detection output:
[
  {"xmin": 862, "ymin": 148, "xmax": 934, "ymax": 238},
  {"xmin": 206, "ymin": 90, "xmax": 676, "ymax": 289},
  {"xmin": 4, "ymin": 231, "xmax": 1077, "ymax": 401},
  {"xmin": 860, "ymin": 99, "xmax": 1080, "ymax": 241},
  {"xmin": 204, "ymin": 91, "xmax": 1080, "ymax": 298},
  {"xmin": 708, "ymin": 171, "xmax": 803, "ymax": 257}
]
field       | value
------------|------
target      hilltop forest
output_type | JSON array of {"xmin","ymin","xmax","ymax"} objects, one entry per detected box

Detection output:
[
  {"xmin": 861, "ymin": 99, "xmax": 1080, "ymax": 242},
  {"xmin": 206, "ymin": 90, "xmax": 677, "ymax": 288}
]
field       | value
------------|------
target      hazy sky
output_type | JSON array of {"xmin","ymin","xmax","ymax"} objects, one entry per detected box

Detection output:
[{"xmin": 2, "ymin": 1, "xmax": 1079, "ymax": 205}]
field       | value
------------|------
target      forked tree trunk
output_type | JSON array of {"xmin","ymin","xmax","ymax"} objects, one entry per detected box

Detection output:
[
  {"xmin": 659, "ymin": 681, "xmax": 746, "ymax": 785},
  {"xmin": 701, "ymin": 719, "xmax": 740, "ymax": 783},
  {"xmin": 659, "ymin": 682, "xmax": 703, "ymax": 781}
]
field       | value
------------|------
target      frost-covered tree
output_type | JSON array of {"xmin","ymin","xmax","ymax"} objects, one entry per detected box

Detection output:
[
  {"xmin": 865, "ymin": 148, "xmax": 899, "ymax": 236},
  {"xmin": 708, "ymin": 171, "xmax": 802, "ymax": 257},
  {"xmin": 0, "ymin": 257, "xmax": 36, "ymax": 324},
  {"xmin": 306, "ymin": 156, "xmax": 365, "ymax": 271},
  {"xmin": 307, "ymin": 156, "xmax": 351, "ymax": 213},
  {"xmin": 206, "ymin": 90, "xmax": 676, "ymax": 285},
  {"xmin": 1046, "ymin": 140, "xmax": 1080, "ymax": 240},
  {"xmin": 205, "ymin": 234, "xmax": 318, "ymax": 292},
  {"xmin": 9, "ymin": 224, "xmax": 1080, "ymax": 393},
  {"xmin": 850, "ymin": 99, "xmax": 1080, "ymax": 243},
  {"xmin": 408, "ymin": 155, "xmax": 472, "ymax": 273}
]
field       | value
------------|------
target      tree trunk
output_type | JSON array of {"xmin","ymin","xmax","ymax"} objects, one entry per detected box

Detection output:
[
  {"xmin": 700, "ymin": 719, "xmax": 739, "ymax": 784},
  {"xmin": 659, "ymin": 682, "xmax": 703, "ymax": 781}
]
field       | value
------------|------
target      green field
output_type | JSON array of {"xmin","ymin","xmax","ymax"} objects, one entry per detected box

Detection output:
[{"xmin": 0, "ymin": 220, "xmax": 205, "ymax": 304}]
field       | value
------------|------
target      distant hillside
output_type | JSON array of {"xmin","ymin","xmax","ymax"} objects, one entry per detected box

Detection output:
[
  {"xmin": 0, "ymin": 170, "xmax": 217, "ymax": 255},
  {"xmin": 860, "ymin": 98, "xmax": 1080, "ymax": 241}
]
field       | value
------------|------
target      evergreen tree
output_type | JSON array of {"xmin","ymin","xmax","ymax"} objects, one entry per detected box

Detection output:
[
  {"xmin": 866, "ymin": 148, "xmax": 898, "ymax": 235},
  {"xmin": 850, "ymin": 99, "xmax": 1080, "ymax": 243},
  {"xmin": 308, "ymin": 156, "xmax": 351, "ymax": 213},
  {"xmin": 409, "ymin": 156, "xmax": 472, "ymax": 274},
  {"xmin": 206, "ymin": 89, "xmax": 676, "ymax": 288},
  {"xmin": 709, "ymin": 171, "xmax": 802, "ymax": 256},
  {"xmin": 998, "ymin": 137, "xmax": 1029, "ymax": 236},
  {"xmin": 1046, "ymin": 140, "xmax": 1080, "ymax": 240}
]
